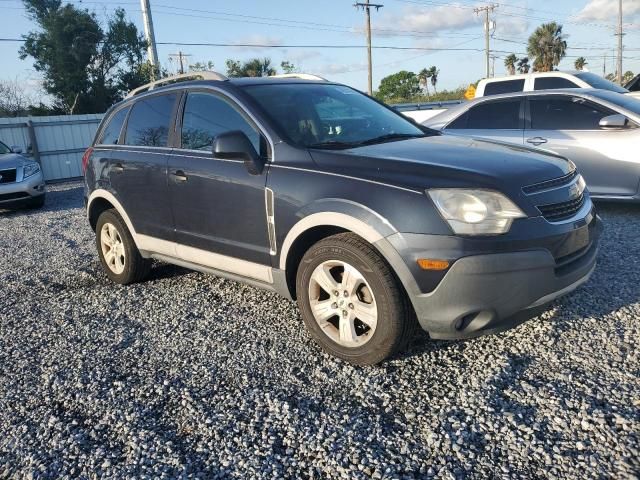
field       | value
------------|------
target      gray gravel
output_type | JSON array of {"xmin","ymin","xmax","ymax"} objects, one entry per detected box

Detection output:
[{"xmin": 0, "ymin": 181, "xmax": 639, "ymax": 479}]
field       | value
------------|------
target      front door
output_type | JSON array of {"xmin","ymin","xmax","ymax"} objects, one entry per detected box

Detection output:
[
  {"xmin": 109, "ymin": 92, "xmax": 179, "ymax": 240},
  {"xmin": 526, "ymin": 95, "xmax": 640, "ymax": 197},
  {"xmin": 168, "ymin": 90, "xmax": 271, "ymax": 272}
]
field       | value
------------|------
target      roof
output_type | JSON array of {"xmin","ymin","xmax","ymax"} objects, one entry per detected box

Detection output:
[{"xmin": 480, "ymin": 70, "xmax": 584, "ymax": 83}]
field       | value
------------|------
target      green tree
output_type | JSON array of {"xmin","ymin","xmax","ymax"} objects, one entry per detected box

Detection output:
[
  {"xmin": 622, "ymin": 70, "xmax": 635, "ymax": 84},
  {"xmin": 280, "ymin": 61, "xmax": 296, "ymax": 74},
  {"xmin": 428, "ymin": 66, "xmax": 439, "ymax": 94},
  {"xmin": 19, "ymin": 1, "xmax": 151, "ymax": 114},
  {"xmin": 225, "ymin": 57, "xmax": 277, "ymax": 77},
  {"xmin": 517, "ymin": 57, "xmax": 530, "ymax": 74},
  {"xmin": 504, "ymin": 54, "xmax": 517, "ymax": 75},
  {"xmin": 376, "ymin": 71, "xmax": 420, "ymax": 102},
  {"xmin": 189, "ymin": 60, "xmax": 215, "ymax": 72},
  {"xmin": 417, "ymin": 68, "xmax": 431, "ymax": 98},
  {"xmin": 574, "ymin": 56, "xmax": 588, "ymax": 71},
  {"xmin": 527, "ymin": 22, "xmax": 567, "ymax": 72}
]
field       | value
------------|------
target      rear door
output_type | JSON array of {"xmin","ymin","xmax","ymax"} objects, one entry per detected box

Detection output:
[
  {"xmin": 526, "ymin": 94, "xmax": 640, "ymax": 197},
  {"xmin": 168, "ymin": 89, "xmax": 272, "ymax": 270},
  {"xmin": 110, "ymin": 92, "xmax": 179, "ymax": 240},
  {"xmin": 443, "ymin": 98, "xmax": 525, "ymax": 145}
]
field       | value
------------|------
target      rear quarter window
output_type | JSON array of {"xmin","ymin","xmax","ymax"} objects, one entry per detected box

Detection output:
[
  {"xmin": 124, "ymin": 94, "xmax": 178, "ymax": 147},
  {"xmin": 98, "ymin": 107, "xmax": 130, "ymax": 145},
  {"xmin": 534, "ymin": 77, "xmax": 580, "ymax": 90},
  {"xmin": 483, "ymin": 79, "xmax": 525, "ymax": 96}
]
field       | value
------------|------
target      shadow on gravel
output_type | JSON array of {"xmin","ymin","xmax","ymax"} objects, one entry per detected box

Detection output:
[{"xmin": 147, "ymin": 263, "xmax": 192, "ymax": 281}]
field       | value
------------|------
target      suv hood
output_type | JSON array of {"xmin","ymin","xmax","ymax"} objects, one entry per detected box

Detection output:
[
  {"xmin": 308, "ymin": 135, "xmax": 572, "ymax": 193},
  {"xmin": 0, "ymin": 153, "xmax": 31, "ymax": 169}
]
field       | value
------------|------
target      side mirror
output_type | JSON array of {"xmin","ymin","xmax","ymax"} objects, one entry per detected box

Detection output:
[
  {"xmin": 599, "ymin": 114, "xmax": 629, "ymax": 129},
  {"xmin": 213, "ymin": 130, "xmax": 265, "ymax": 175},
  {"xmin": 10, "ymin": 146, "xmax": 23, "ymax": 154}
]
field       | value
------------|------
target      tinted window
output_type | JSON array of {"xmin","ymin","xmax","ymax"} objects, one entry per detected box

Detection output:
[
  {"xmin": 575, "ymin": 72, "xmax": 628, "ymax": 93},
  {"xmin": 483, "ymin": 79, "xmax": 525, "ymax": 96},
  {"xmin": 530, "ymin": 96, "xmax": 613, "ymax": 130},
  {"xmin": 590, "ymin": 89, "xmax": 640, "ymax": 116},
  {"xmin": 181, "ymin": 92, "xmax": 261, "ymax": 153},
  {"xmin": 534, "ymin": 77, "xmax": 579, "ymax": 90},
  {"xmin": 0, "ymin": 141, "xmax": 10, "ymax": 154},
  {"xmin": 124, "ymin": 94, "xmax": 177, "ymax": 147},
  {"xmin": 447, "ymin": 100, "xmax": 521, "ymax": 130},
  {"xmin": 99, "ymin": 107, "xmax": 129, "ymax": 145}
]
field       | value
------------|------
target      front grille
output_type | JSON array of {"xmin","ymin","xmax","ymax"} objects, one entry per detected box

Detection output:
[
  {"xmin": 0, "ymin": 192, "xmax": 29, "ymax": 202},
  {"xmin": 537, "ymin": 192, "xmax": 586, "ymax": 222},
  {"xmin": 523, "ymin": 170, "xmax": 578, "ymax": 194},
  {"xmin": 0, "ymin": 168, "xmax": 17, "ymax": 184}
]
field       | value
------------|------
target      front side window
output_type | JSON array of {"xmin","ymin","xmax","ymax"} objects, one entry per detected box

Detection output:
[
  {"xmin": 483, "ymin": 79, "xmax": 525, "ymax": 96},
  {"xmin": 447, "ymin": 100, "xmax": 521, "ymax": 130},
  {"xmin": 181, "ymin": 92, "xmax": 261, "ymax": 153},
  {"xmin": 530, "ymin": 96, "xmax": 613, "ymax": 130},
  {"xmin": 124, "ymin": 94, "xmax": 177, "ymax": 147},
  {"xmin": 242, "ymin": 83, "xmax": 427, "ymax": 149},
  {"xmin": 0, "ymin": 141, "xmax": 10, "ymax": 154},
  {"xmin": 99, "ymin": 106, "xmax": 130, "ymax": 145},
  {"xmin": 534, "ymin": 77, "xmax": 579, "ymax": 90}
]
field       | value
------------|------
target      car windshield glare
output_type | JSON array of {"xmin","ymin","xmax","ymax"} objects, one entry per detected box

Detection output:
[
  {"xmin": 575, "ymin": 72, "xmax": 628, "ymax": 94},
  {"xmin": 242, "ymin": 83, "xmax": 428, "ymax": 148}
]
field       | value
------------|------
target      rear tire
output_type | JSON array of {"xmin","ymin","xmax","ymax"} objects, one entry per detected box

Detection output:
[
  {"xmin": 296, "ymin": 232, "xmax": 416, "ymax": 365},
  {"xmin": 95, "ymin": 209, "xmax": 151, "ymax": 284}
]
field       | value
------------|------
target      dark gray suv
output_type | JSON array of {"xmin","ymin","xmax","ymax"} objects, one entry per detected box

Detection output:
[{"xmin": 84, "ymin": 72, "xmax": 602, "ymax": 365}]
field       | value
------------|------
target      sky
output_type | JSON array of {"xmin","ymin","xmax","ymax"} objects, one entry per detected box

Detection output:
[{"xmin": 1, "ymin": 0, "xmax": 639, "ymax": 101}]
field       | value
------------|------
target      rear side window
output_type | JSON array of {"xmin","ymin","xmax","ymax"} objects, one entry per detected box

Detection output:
[
  {"xmin": 529, "ymin": 96, "xmax": 614, "ymax": 130},
  {"xmin": 534, "ymin": 77, "xmax": 579, "ymax": 90},
  {"xmin": 99, "ymin": 107, "xmax": 129, "ymax": 145},
  {"xmin": 124, "ymin": 94, "xmax": 177, "ymax": 147},
  {"xmin": 180, "ymin": 92, "xmax": 261, "ymax": 154},
  {"xmin": 447, "ymin": 99, "xmax": 521, "ymax": 130},
  {"xmin": 483, "ymin": 79, "xmax": 525, "ymax": 96}
]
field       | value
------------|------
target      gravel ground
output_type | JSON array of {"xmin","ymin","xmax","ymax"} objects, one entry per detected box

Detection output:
[{"xmin": 0, "ymin": 181, "xmax": 638, "ymax": 479}]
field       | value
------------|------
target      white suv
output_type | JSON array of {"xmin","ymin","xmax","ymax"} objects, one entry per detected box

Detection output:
[{"xmin": 475, "ymin": 71, "xmax": 640, "ymax": 99}]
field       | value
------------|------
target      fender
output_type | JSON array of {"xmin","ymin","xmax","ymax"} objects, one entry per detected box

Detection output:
[
  {"xmin": 278, "ymin": 198, "xmax": 398, "ymax": 271},
  {"xmin": 87, "ymin": 189, "xmax": 140, "ymax": 247}
]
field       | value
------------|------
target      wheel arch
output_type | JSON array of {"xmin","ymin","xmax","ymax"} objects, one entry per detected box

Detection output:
[{"xmin": 87, "ymin": 189, "xmax": 139, "ymax": 247}]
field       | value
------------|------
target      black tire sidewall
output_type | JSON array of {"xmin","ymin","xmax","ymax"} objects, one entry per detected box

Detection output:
[
  {"xmin": 297, "ymin": 238, "xmax": 403, "ymax": 364},
  {"xmin": 95, "ymin": 210, "xmax": 141, "ymax": 284}
]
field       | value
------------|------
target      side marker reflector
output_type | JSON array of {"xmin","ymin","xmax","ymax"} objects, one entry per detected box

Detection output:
[{"xmin": 417, "ymin": 259, "xmax": 450, "ymax": 271}]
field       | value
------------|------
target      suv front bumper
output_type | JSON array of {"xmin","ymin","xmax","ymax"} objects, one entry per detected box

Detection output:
[
  {"xmin": 0, "ymin": 170, "xmax": 46, "ymax": 208},
  {"xmin": 377, "ymin": 213, "xmax": 602, "ymax": 340}
]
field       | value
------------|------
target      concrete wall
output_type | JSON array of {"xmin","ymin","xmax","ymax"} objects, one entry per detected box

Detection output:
[{"xmin": 0, "ymin": 114, "xmax": 103, "ymax": 182}]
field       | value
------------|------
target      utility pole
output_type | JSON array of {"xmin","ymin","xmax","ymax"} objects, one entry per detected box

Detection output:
[
  {"xmin": 616, "ymin": 0, "xmax": 624, "ymax": 84},
  {"xmin": 169, "ymin": 51, "xmax": 192, "ymax": 74},
  {"xmin": 354, "ymin": 1, "xmax": 383, "ymax": 96},
  {"xmin": 140, "ymin": 0, "xmax": 159, "ymax": 79},
  {"xmin": 474, "ymin": 4, "xmax": 497, "ymax": 79},
  {"xmin": 603, "ymin": 51, "xmax": 607, "ymax": 77}
]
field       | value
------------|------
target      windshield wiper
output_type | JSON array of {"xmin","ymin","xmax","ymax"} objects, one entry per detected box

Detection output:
[
  {"xmin": 307, "ymin": 140, "xmax": 359, "ymax": 150},
  {"xmin": 356, "ymin": 133, "xmax": 425, "ymax": 146}
]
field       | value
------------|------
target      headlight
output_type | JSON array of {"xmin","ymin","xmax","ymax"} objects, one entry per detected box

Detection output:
[
  {"xmin": 23, "ymin": 162, "xmax": 41, "ymax": 179},
  {"xmin": 428, "ymin": 189, "xmax": 526, "ymax": 235}
]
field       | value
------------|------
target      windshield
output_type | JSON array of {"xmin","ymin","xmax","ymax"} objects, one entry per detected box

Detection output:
[
  {"xmin": 590, "ymin": 90, "xmax": 640, "ymax": 116},
  {"xmin": 575, "ymin": 72, "xmax": 628, "ymax": 94},
  {"xmin": 242, "ymin": 83, "xmax": 428, "ymax": 148},
  {"xmin": 0, "ymin": 141, "xmax": 10, "ymax": 154}
]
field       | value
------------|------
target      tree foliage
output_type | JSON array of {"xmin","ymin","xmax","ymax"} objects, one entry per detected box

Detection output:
[
  {"xmin": 517, "ymin": 57, "xmax": 530, "ymax": 74},
  {"xmin": 574, "ymin": 57, "xmax": 588, "ymax": 71},
  {"xmin": 0, "ymin": 79, "xmax": 35, "ymax": 117},
  {"xmin": 527, "ymin": 22, "xmax": 567, "ymax": 72},
  {"xmin": 189, "ymin": 61, "xmax": 215, "ymax": 72},
  {"xmin": 280, "ymin": 61, "xmax": 296, "ymax": 74},
  {"xmin": 376, "ymin": 71, "xmax": 421, "ymax": 102},
  {"xmin": 20, "ymin": 0, "xmax": 152, "ymax": 114},
  {"xmin": 225, "ymin": 58, "xmax": 277, "ymax": 77},
  {"xmin": 504, "ymin": 54, "xmax": 517, "ymax": 75}
]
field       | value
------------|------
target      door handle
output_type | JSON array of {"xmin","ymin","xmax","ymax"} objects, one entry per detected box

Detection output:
[
  {"xmin": 171, "ymin": 170, "xmax": 188, "ymax": 182},
  {"xmin": 526, "ymin": 137, "xmax": 548, "ymax": 146},
  {"xmin": 112, "ymin": 162, "xmax": 124, "ymax": 173}
]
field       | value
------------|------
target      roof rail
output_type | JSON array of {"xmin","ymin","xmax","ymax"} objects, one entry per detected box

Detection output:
[
  {"xmin": 126, "ymin": 71, "xmax": 228, "ymax": 98},
  {"xmin": 270, "ymin": 73, "xmax": 328, "ymax": 81}
]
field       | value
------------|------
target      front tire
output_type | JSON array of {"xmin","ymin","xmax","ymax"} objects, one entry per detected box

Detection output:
[
  {"xmin": 95, "ymin": 209, "xmax": 151, "ymax": 284},
  {"xmin": 296, "ymin": 233, "xmax": 416, "ymax": 365}
]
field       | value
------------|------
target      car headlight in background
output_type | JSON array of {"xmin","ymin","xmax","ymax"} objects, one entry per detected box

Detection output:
[
  {"xmin": 428, "ymin": 189, "xmax": 526, "ymax": 235},
  {"xmin": 23, "ymin": 162, "xmax": 41, "ymax": 179}
]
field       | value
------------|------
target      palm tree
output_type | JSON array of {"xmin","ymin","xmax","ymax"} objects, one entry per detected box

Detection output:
[
  {"xmin": 417, "ymin": 68, "xmax": 431, "ymax": 98},
  {"xmin": 504, "ymin": 54, "xmax": 517, "ymax": 75},
  {"xmin": 517, "ymin": 57, "xmax": 530, "ymax": 74},
  {"xmin": 428, "ymin": 66, "xmax": 439, "ymax": 94},
  {"xmin": 527, "ymin": 22, "xmax": 567, "ymax": 72},
  {"xmin": 574, "ymin": 57, "xmax": 587, "ymax": 71}
]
